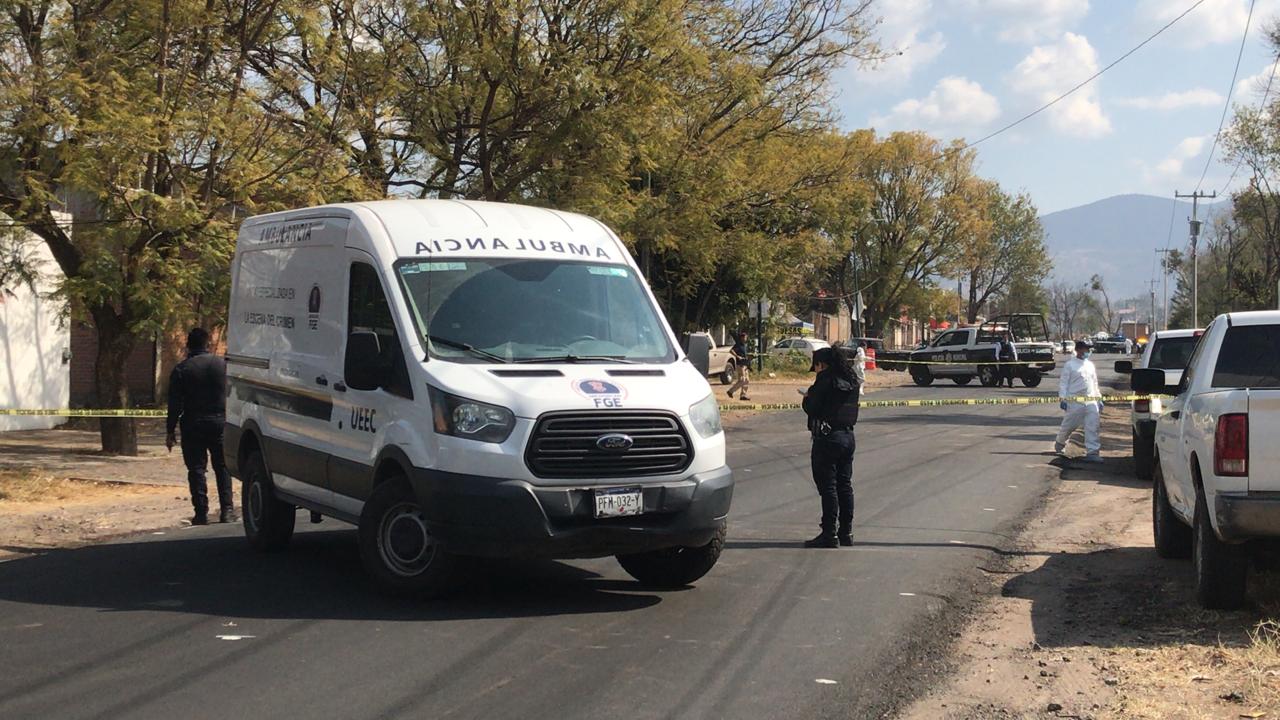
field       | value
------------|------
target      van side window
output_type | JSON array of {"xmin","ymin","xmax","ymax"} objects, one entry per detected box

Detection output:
[{"xmin": 347, "ymin": 263, "xmax": 412, "ymax": 399}]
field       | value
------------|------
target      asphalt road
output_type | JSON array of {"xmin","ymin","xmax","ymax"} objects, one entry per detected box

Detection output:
[{"xmin": 0, "ymin": 357, "xmax": 1127, "ymax": 720}]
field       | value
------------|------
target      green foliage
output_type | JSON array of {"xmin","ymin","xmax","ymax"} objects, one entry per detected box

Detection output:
[{"xmin": 956, "ymin": 184, "xmax": 1051, "ymax": 323}]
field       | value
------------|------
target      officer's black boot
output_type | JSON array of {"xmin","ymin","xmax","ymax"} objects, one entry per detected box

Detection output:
[
  {"xmin": 191, "ymin": 511, "xmax": 208, "ymax": 526},
  {"xmin": 804, "ymin": 533, "xmax": 838, "ymax": 548},
  {"xmin": 219, "ymin": 506, "xmax": 238, "ymax": 524}
]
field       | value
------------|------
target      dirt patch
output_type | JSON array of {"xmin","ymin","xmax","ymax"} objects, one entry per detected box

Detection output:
[
  {"xmin": 902, "ymin": 406, "xmax": 1280, "ymax": 720},
  {"xmin": 0, "ymin": 470, "xmax": 197, "ymax": 562}
]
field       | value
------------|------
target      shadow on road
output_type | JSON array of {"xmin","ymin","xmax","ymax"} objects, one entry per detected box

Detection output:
[
  {"xmin": 1000, "ymin": 545, "xmax": 1280, "ymax": 652},
  {"xmin": 0, "ymin": 528, "xmax": 662, "ymax": 621}
]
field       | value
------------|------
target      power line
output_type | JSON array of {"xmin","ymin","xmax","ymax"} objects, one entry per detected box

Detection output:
[
  {"xmin": 1221, "ymin": 53, "xmax": 1279, "ymax": 193},
  {"xmin": 1196, "ymin": 0, "xmax": 1257, "ymax": 193},
  {"xmin": 955, "ymin": 0, "xmax": 1208, "ymax": 154}
]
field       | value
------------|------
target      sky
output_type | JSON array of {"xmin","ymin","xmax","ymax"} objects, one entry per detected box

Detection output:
[{"xmin": 834, "ymin": 0, "xmax": 1280, "ymax": 214}]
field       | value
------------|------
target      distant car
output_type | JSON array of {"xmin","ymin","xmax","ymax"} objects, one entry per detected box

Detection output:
[
  {"xmin": 1115, "ymin": 328, "xmax": 1203, "ymax": 480},
  {"xmin": 845, "ymin": 336, "xmax": 885, "ymax": 352},
  {"xmin": 769, "ymin": 337, "xmax": 830, "ymax": 359}
]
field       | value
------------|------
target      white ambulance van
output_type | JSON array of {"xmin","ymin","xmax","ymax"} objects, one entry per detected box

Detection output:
[{"xmin": 223, "ymin": 200, "xmax": 733, "ymax": 594}]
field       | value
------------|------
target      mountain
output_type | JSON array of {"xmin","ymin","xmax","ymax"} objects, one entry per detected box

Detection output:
[{"xmin": 1038, "ymin": 193, "xmax": 1231, "ymax": 302}]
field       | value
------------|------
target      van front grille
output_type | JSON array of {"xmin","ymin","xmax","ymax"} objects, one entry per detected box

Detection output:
[{"xmin": 525, "ymin": 411, "xmax": 692, "ymax": 479}]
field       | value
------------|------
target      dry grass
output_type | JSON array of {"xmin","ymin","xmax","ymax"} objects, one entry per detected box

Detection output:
[
  {"xmin": 0, "ymin": 469, "xmax": 159, "ymax": 504},
  {"xmin": 1102, "ymin": 618, "xmax": 1280, "ymax": 720}
]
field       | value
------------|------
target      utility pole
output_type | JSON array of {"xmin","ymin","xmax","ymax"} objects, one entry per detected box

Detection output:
[
  {"xmin": 1175, "ymin": 190, "xmax": 1216, "ymax": 327},
  {"xmin": 1155, "ymin": 248, "xmax": 1173, "ymax": 331},
  {"xmin": 1146, "ymin": 279, "xmax": 1159, "ymax": 336}
]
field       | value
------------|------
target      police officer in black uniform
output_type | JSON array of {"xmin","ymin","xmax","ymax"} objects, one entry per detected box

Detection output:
[
  {"xmin": 166, "ymin": 328, "xmax": 234, "ymax": 525},
  {"xmin": 801, "ymin": 347, "xmax": 860, "ymax": 548}
]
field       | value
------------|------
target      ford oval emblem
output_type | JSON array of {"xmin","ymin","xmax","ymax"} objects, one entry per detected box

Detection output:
[{"xmin": 596, "ymin": 433, "xmax": 634, "ymax": 451}]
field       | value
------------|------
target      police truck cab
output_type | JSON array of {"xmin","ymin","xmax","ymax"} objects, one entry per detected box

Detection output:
[{"xmin": 223, "ymin": 200, "xmax": 733, "ymax": 595}]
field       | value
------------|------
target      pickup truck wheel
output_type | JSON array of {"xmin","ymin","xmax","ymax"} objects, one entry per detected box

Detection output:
[
  {"xmin": 910, "ymin": 368, "xmax": 933, "ymax": 387},
  {"xmin": 617, "ymin": 525, "xmax": 726, "ymax": 588},
  {"xmin": 1192, "ymin": 486, "xmax": 1247, "ymax": 609},
  {"xmin": 1133, "ymin": 429, "xmax": 1154, "ymax": 480},
  {"xmin": 1152, "ymin": 457, "xmax": 1191, "ymax": 559},
  {"xmin": 1020, "ymin": 372, "xmax": 1042, "ymax": 388},
  {"xmin": 719, "ymin": 360, "xmax": 735, "ymax": 386},
  {"xmin": 358, "ymin": 477, "xmax": 457, "ymax": 597},
  {"xmin": 952, "ymin": 376, "xmax": 973, "ymax": 386},
  {"xmin": 978, "ymin": 366, "xmax": 998, "ymax": 387},
  {"xmin": 241, "ymin": 449, "xmax": 295, "ymax": 552}
]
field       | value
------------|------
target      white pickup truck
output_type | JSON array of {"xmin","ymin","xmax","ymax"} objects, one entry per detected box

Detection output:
[
  {"xmin": 1114, "ymin": 328, "xmax": 1202, "ymax": 480},
  {"xmin": 1133, "ymin": 310, "xmax": 1280, "ymax": 609}
]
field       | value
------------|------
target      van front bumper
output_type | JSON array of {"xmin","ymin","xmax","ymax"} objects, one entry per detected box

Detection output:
[
  {"xmin": 1215, "ymin": 492, "xmax": 1280, "ymax": 541},
  {"xmin": 408, "ymin": 466, "xmax": 734, "ymax": 558}
]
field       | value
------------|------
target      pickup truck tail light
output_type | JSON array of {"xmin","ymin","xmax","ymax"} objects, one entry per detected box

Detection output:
[
  {"xmin": 1214, "ymin": 414, "xmax": 1248, "ymax": 477},
  {"xmin": 1134, "ymin": 399, "xmax": 1151, "ymax": 413}
]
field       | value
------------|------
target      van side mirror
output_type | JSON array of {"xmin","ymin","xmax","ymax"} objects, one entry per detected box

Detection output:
[
  {"xmin": 345, "ymin": 331, "xmax": 385, "ymax": 391},
  {"xmin": 1131, "ymin": 368, "xmax": 1173, "ymax": 395},
  {"xmin": 1114, "ymin": 360, "xmax": 1132, "ymax": 374}
]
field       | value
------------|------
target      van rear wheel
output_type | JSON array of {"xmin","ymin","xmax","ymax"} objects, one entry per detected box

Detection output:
[
  {"xmin": 617, "ymin": 525, "xmax": 726, "ymax": 588},
  {"xmin": 358, "ymin": 477, "xmax": 456, "ymax": 597},
  {"xmin": 910, "ymin": 368, "xmax": 933, "ymax": 387},
  {"xmin": 242, "ymin": 449, "xmax": 295, "ymax": 552},
  {"xmin": 1020, "ymin": 371, "xmax": 1042, "ymax": 388}
]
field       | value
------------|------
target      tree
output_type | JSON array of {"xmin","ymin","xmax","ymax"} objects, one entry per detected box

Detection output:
[
  {"xmin": 1089, "ymin": 274, "xmax": 1116, "ymax": 334},
  {"xmin": 250, "ymin": 0, "xmax": 883, "ymax": 334},
  {"xmin": 1048, "ymin": 281, "xmax": 1095, "ymax": 339},
  {"xmin": 0, "ymin": 1, "xmax": 360, "ymax": 453},
  {"xmin": 995, "ymin": 275, "xmax": 1050, "ymax": 317},
  {"xmin": 831, "ymin": 132, "xmax": 985, "ymax": 336},
  {"xmin": 956, "ymin": 184, "xmax": 1050, "ymax": 323}
]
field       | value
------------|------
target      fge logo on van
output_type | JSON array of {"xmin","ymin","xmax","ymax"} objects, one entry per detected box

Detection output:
[{"xmin": 573, "ymin": 379, "xmax": 628, "ymax": 408}]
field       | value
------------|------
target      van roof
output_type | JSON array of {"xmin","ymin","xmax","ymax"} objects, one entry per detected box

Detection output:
[{"xmin": 240, "ymin": 199, "xmax": 615, "ymax": 242}]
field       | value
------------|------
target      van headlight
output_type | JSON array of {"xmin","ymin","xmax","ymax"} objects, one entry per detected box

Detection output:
[
  {"xmin": 428, "ymin": 386, "xmax": 515, "ymax": 443},
  {"xmin": 688, "ymin": 394, "xmax": 723, "ymax": 438}
]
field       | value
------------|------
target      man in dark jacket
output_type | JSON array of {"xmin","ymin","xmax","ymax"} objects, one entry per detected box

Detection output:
[
  {"xmin": 801, "ymin": 347, "xmax": 860, "ymax": 548},
  {"xmin": 166, "ymin": 328, "xmax": 233, "ymax": 525},
  {"xmin": 998, "ymin": 334, "xmax": 1019, "ymax": 388}
]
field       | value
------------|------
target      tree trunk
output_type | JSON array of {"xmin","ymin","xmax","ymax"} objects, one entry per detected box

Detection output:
[{"xmin": 92, "ymin": 311, "xmax": 139, "ymax": 456}]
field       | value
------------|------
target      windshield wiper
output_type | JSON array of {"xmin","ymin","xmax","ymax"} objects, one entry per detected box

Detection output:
[
  {"xmin": 426, "ymin": 335, "xmax": 508, "ymax": 364},
  {"xmin": 513, "ymin": 354, "xmax": 639, "ymax": 364}
]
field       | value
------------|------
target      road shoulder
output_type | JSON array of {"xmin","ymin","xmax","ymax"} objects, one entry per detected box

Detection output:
[{"xmin": 901, "ymin": 407, "xmax": 1280, "ymax": 720}]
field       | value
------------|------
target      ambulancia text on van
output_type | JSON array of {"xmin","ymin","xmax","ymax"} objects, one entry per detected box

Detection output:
[{"xmin": 223, "ymin": 200, "xmax": 733, "ymax": 594}]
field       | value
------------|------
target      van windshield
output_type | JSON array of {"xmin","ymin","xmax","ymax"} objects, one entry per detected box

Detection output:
[{"xmin": 395, "ymin": 258, "xmax": 676, "ymax": 364}]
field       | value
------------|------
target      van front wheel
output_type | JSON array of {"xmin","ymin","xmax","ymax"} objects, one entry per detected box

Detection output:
[
  {"xmin": 617, "ymin": 525, "xmax": 726, "ymax": 588},
  {"xmin": 242, "ymin": 450, "xmax": 295, "ymax": 552},
  {"xmin": 358, "ymin": 477, "xmax": 456, "ymax": 597}
]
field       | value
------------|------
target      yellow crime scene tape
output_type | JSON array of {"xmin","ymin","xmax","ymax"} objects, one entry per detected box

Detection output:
[
  {"xmin": 720, "ymin": 393, "xmax": 1156, "ymax": 412},
  {"xmin": 869, "ymin": 358, "xmax": 1058, "ymax": 366},
  {"xmin": 0, "ymin": 408, "xmax": 167, "ymax": 417},
  {"xmin": 3, "ymin": 392, "xmax": 1153, "ymax": 417}
]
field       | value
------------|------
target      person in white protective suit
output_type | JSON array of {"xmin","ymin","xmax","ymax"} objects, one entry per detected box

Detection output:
[{"xmin": 1055, "ymin": 339, "xmax": 1103, "ymax": 462}]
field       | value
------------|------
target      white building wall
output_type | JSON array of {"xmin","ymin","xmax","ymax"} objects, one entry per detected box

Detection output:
[{"xmin": 0, "ymin": 228, "xmax": 70, "ymax": 431}]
